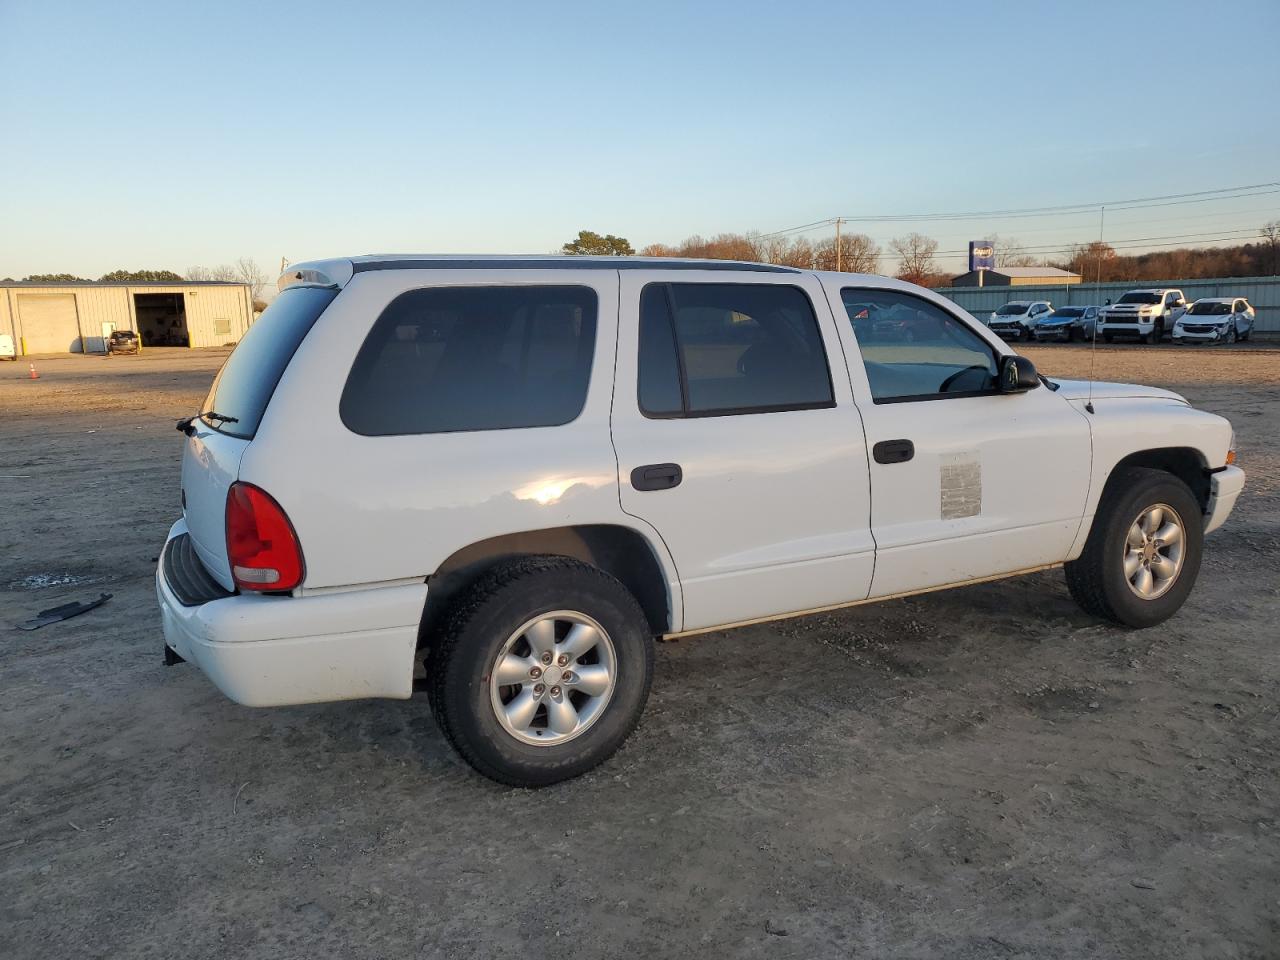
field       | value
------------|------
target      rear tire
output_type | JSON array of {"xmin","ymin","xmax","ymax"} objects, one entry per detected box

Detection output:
[
  {"xmin": 1065, "ymin": 467, "xmax": 1203, "ymax": 628},
  {"xmin": 428, "ymin": 557, "xmax": 654, "ymax": 787}
]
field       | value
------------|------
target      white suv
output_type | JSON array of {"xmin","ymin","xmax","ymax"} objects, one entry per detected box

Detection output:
[
  {"xmin": 158, "ymin": 256, "xmax": 1245, "ymax": 786},
  {"xmin": 987, "ymin": 300, "xmax": 1052, "ymax": 340}
]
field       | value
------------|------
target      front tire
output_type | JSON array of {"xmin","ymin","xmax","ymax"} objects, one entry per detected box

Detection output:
[
  {"xmin": 1065, "ymin": 467, "xmax": 1203, "ymax": 628},
  {"xmin": 428, "ymin": 557, "xmax": 654, "ymax": 787}
]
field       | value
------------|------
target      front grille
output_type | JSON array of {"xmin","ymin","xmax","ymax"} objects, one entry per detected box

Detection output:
[
  {"xmin": 163, "ymin": 532, "xmax": 234, "ymax": 607},
  {"xmin": 1182, "ymin": 324, "xmax": 1216, "ymax": 333}
]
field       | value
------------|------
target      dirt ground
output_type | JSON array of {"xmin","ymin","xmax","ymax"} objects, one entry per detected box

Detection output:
[{"xmin": 2, "ymin": 343, "xmax": 1278, "ymax": 959}]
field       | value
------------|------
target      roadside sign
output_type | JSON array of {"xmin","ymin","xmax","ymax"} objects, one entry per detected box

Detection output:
[{"xmin": 969, "ymin": 241, "xmax": 996, "ymax": 272}]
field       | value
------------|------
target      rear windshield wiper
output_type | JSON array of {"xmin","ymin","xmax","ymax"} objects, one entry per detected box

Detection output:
[{"xmin": 177, "ymin": 411, "xmax": 240, "ymax": 435}]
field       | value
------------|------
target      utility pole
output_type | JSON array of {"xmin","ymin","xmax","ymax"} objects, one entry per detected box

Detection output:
[{"xmin": 835, "ymin": 218, "xmax": 843, "ymax": 272}]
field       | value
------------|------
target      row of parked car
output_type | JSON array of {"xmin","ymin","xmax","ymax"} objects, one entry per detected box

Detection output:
[{"xmin": 984, "ymin": 288, "xmax": 1259, "ymax": 345}]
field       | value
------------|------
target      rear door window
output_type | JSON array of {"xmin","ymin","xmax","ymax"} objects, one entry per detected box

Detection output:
[
  {"xmin": 341, "ymin": 285, "xmax": 597, "ymax": 435},
  {"xmin": 201, "ymin": 285, "xmax": 338, "ymax": 439},
  {"xmin": 638, "ymin": 283, "xmax": 834, "ymax": 417}
]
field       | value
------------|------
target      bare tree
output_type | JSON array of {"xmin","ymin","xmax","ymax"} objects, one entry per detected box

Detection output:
[
  {"xmin": 815, "ymin": 233, "xmax": 881, "ymax": 274},
  {"xmin": 989, "ymin": 234, "xmax": 1037, "ymax": 268},
  {"xmin": 1262, "ymin": 221, "xmax": 1280, "ymax": 275},
  {"xmin": 186, "ymin": 264, "xmax": 237, "ymax": 282},
  {"xmin": 234, "ymin": 258, "xmax": 269, "ymax": 302},
  {"xmin": 890, "ymin": 233, "xmax": 939, "ymax": 284}
]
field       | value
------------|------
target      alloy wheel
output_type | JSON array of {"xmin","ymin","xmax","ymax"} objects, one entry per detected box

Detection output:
[
  {"xmin": 1123, "ymin": 503, "xmax": 1186, "ymax": 600},
  {"xmin": 488, "ymin": 611, "xmax": 618, "ymax": 746}
]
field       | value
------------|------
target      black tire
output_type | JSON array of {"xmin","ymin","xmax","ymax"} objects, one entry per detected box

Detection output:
[
  {"xmin": 1018, "ymin": 325, "xmax": 1031, "ymax": 342},
  {"xmin": 1065, "ymin": 467, "xmax": 1204, "ymax": 628},
  {"xmin": 1153, "ymin": 319, "xmax": 1164, "ymax": 343},
  {"xmin": 428, "ymin": 557, "xmax": 654, "ymax": 787},
  {"xmin": 1225, "ymin": 327, "xmax": 1238, "ymax": 345}
]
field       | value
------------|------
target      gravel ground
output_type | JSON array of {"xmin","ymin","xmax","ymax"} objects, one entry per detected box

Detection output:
[{"xmin": 2, "ymin": 343, "xmax": 1278, "ymax": 959}]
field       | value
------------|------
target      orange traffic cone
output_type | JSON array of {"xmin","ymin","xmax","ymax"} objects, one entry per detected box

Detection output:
[{"xmin": 28, "ymin": 363, "xmax": 39, "ymax": 380}]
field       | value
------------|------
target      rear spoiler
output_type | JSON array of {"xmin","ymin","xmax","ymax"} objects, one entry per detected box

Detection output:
[{"xmin": 277, "ymin": 259, "xmax": 354, "ymax": 293}]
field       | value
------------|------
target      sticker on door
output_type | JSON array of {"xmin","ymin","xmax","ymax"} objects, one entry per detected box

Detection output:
[{"xmin": 940, "ymin": 452, "xmax": 982, "ymax": 519}]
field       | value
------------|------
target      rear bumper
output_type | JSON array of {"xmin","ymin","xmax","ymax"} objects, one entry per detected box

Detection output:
[
  {"xmin": 1204, "ymin": 466, "xmax": 1245, "ymax": 535},
  {"xmin": 156, "ymin": 519, "xmax": 427, "ymax": 706}
]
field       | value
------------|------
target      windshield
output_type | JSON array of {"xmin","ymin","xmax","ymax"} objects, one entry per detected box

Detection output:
[
  {"xmin": 1187, "ymin": 301, "xmax": 1231, "ymax": 316},
  {"xmin": 1049, "ymin": 308, "xmax": 1082, "ymax": 318},
  {"xmin": 996, "ymin": 303, "xmax": 1029, "ymax": 315},
  {"xmin": 1118, "ymin": 292, "xmax": 1161, "ymax": 305},
  {"xmin": 201, "ymin": 285, "xmax": 338, "ymax": 439}
]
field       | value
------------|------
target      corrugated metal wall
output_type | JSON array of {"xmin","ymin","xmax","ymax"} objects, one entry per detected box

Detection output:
[
  {"xmin": 937, "ymin": 275, "xmax": 1280, "ymax": 333},
  {"xmin": 0, "ymin": 283, "xmax": 253, "ymax": 353}
]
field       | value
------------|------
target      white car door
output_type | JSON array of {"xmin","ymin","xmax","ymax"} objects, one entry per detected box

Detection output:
[
  {"xmin": 821, "ymin": 279, "xmax": 1092, "ymax": 598},
  {"xmin": 610, "ymin": 269, "xmax": 875, "ymax": 633}
]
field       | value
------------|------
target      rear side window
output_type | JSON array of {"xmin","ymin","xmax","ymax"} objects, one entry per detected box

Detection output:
[
  {"xmin": 341, "ymin": 285, "xmax": 597, "ymax": 435},
  {"xmin": 201, "ymin": 285, "xmax": 337, "ymax": 438},
  {"xmin": 638, "ymin": 283, "xmax": 834, "ymax": 417}
]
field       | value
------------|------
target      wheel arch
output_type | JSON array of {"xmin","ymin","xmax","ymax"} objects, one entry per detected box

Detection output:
[
  {"xmin": 1108, "ymin": 447, "xmax": 1212, "ymax": 512},
  {"xmin": 418, "ymin": 524, "xmax": 677, "ymax": 649}
]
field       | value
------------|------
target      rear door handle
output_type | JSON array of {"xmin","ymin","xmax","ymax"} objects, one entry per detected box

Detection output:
[
  {"xmin": 872, "ymin": 439, "xmax": 914, "ymax": 465},
  {"xmin": 631, "ymin": 463, "xmax": 682, "ymax": 491}
]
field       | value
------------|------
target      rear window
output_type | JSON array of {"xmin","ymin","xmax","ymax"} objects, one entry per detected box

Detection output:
[
  {"xmin": 638, "ymin": 282, "xmax": 834, "ymax": 418},
  {"xmin": 340, "ymin": 285, "xmax": 597, "ymax": 436},
  {"xmin": 201, "ymin": 285, "xmax": 337, "ymax": 439}
]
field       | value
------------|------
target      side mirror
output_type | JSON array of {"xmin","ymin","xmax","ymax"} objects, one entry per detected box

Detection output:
[{"xmin": 1000, "ymin": 355, "xmax": 1040, "ymax": 393}]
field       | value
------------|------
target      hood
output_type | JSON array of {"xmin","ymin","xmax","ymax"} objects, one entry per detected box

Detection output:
[{"xmin": 1051, "ymin": 379, "xmax": 1188, "ymax": 404}]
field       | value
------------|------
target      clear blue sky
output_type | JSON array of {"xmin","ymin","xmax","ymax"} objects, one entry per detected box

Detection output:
[{"xmin": 3, "ymin": 0, "xmax": 1277, "ymax": 281}]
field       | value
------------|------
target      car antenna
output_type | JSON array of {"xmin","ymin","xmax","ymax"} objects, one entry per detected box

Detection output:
[{"xmin": 1085, "ymin": 204, "xmax": 1104, "ymax": 415}]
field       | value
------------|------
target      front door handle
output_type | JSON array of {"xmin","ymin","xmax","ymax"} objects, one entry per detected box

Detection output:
[
  {"xmin": 631, "ymin": 463, "xmax": 682, "ymax": 491},
  {"xmin": 873, "ymin": 439, "xmax": 914, "ymax": 465}
]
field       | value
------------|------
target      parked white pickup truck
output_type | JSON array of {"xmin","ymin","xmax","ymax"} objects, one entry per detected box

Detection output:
[
  {"xmin": 157, "ymin": 256, "xmax": 1245, "ymax": 786},
  {"xmin": 1098, "ymin": 288, "xmax": 1188, "ymax": 343}
]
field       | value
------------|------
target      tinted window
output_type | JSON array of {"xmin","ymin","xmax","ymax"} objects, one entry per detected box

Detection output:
[
  {"xmin": 638, "ymin": 285, "xmax": 684, "ymax": 416},
  {"xmin": 638, "ymin": 283, "xmax": 834, "ymax": 417},
  {"xmin": 1052, "ymin": 308, "xmax": 1083, "ymax": 317},
  {"xmin": 996, "ymin": 303, "xmax": 1029, "ymax": 315},
  {"xmin": 1119, "ymin": 292, "xmax": 1161, "ymax": 304},
  {"xmin": 202, "ymin": 285, "xmax": 337, "ymax": 439},
  {"xmin": 341, "ymin": 285, "xmax": 596, "ymax": 435},
  {"xmin": 841, "ymin": 289, "xmax": 999, "ymax": 403}
]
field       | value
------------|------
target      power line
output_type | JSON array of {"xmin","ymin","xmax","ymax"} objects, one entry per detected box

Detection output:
[{"xmin": 756, "ymin": 182, "xmax": 1280, "ymax": 240}]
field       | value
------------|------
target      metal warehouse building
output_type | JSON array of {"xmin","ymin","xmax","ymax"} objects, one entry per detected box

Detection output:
[{"xmin": 0, "ymin": 281, "xmax": 254, "ymax": 355}]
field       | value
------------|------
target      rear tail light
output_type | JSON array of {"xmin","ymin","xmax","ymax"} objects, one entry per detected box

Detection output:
[{"xmin": 225, "ymin": 482, "xmax": 304, "ymax": 591}]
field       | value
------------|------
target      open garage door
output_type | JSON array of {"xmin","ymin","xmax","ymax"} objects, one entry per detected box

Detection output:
[{"xmin": 18, "ymin": 295, "xmax": 82, "ymax": 354}]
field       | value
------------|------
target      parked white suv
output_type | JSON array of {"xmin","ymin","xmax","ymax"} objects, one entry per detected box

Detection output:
[
  {"xmin": 987, "ymin": 300, "xmax": 1052, "ymax": 340},
  {"xmin": 157, "ymin": 256, "xmax": 1245, "ymax": 786},
  {"xmin": 1098, "ymin": 288, "xmax": 1188, "ymax": 343},
  {"xmin": 1172, "ymin": 298, "xmax": 1256, "ymax": 344}
]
